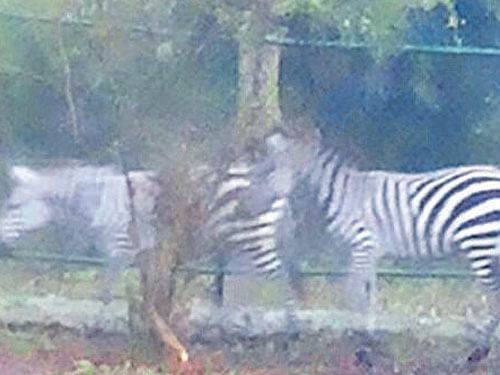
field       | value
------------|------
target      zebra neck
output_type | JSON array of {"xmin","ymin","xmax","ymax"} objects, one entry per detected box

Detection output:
[{"xmin": 309, "ymin": 150, "xmax": 355, "ymax": 204}]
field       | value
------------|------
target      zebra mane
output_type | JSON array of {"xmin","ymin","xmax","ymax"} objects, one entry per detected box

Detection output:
[
  {"xmin": 10, "ymin": 166, "xmax": 40, "ymax": 184},
  {"xmin": 328, "ymin": 149, "xmax": 360, "ymax": 170},
  {"xmin": 42, "ymin": 158, "xmax": 87, "ymax": 168},
  {"xmin": 264, "ymin": 129, "xmax": 364, "ymax": 177}
]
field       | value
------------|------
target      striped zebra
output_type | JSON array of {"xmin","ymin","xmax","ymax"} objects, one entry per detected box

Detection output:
[
  {"xmin": 0, "ymin": 163, "xmax": 159, "ymax": 303},
  {"xmin": 272, "ymin": 131, "xmax": 500, "ymax": 363},
  {"xmin": 200, "ymin": 133, "xmax": 316, "ymax": 320}
]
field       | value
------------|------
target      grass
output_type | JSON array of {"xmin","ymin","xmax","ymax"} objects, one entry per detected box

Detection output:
[
  {"xmin": 221, "ymin": 269, "xmax": 487, "ymax": 323},
  {"xmin": 0, "ymin": 259, "xmax": 141, "ymax": 300},
  {"xmin": 63, "ymin": 360, "xmax": 162, "ymax": 375},
  {"xmin": 0, "ymin": 256, "xmax": 489, "ymax": 322},
  {"xmin": 0, "ymin": 256, "xmax": 495, "ymax": 374}
]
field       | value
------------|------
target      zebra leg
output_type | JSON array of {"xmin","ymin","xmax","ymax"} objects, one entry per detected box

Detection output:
[
  {"xmin": 95, "ymin": 256, "xmax": 130, "ymax": 304},
  {"xmin": 461, "ymin": 293, "xmax": 499, "ymax": 374},
  {"xmin": 282, "ymin": 261, "xmax": 305, "ymax": 335},
  {"xmin": 261, "ymin": 263, "xmax": 302, "ymax": 359},
  {"xmin": 350, "ymin": 266, "xmax": 377, "ymax": 369},
  {"xmin": 345, "ymin": 241, "xmax": 377, "ymax": 319},
  {"xmin": 345, "ymin": 266, "xmax": 377, "ymax": 318},
  {"xmin": 466, "ymin": 314, "xmax": 498, "ymax": 362},
  {"xmin": 345, "ymin": 241, "xmax": 377, "ymax": 368},
  {"xmin": 211, "ymin": 253, "xmax": 227, "ymax": 307},
  {"xmin": 0, "ymin": 241, "xmax": 13, "ymax": 255},
  {"xmin": 342, "ymin": 223, "xmax": 378, "ymax": 318},
  {"xmin": 0, "ymin": 203, "xmax": 23, "ymax": 251},
  {"xmin": 465, "ymin": 256, "xmax": 500, "ymax": 363}
]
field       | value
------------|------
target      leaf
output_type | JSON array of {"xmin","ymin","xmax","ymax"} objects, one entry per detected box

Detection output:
[{"xmin": 0, "ymin": 0, "xmax": 66, "ymax": 19}]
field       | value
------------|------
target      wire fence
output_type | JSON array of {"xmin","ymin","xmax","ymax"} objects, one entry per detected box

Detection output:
[
  {"xmin": 265, "ymin": 34, "xmax": 500, "ymax": 56},
  {"xmin": 2, "ymin": 11, "xmax": 500, "ymax": 57},
  {"xmin": 0, "ymin": 250, "xmax": 475, "ymax": 277},
  {"xmin": 0, "ymin": 250, "xmax": 476, "ymax": 306}
]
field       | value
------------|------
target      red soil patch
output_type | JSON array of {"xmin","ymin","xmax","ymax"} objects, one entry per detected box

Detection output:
[{"xmin": 0, "ymin": 342, "xmax": 490, "ymax": 375}]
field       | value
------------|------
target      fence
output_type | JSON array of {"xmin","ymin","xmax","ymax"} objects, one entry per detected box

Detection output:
[
  {"xmin": 3, "ymin": 10, "xmax": 500, "ymax": 57},
  {"xmin": 0, "ymin": 250, "xmax": 476, "ymax": 306}
]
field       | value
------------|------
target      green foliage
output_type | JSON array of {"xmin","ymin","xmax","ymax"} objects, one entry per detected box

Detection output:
[
  {"xmin": 0, "ymin": 0, "xmax": 492, "ymax": 169},
  {"xmin": 0, "ymin": 0, "xmax": 239, "ymax": 168},
  {"xmin": 277, "ymin": 0, "xmax": 456, "ymax": 59},
  {"xmin": 485, "ymin": 0, "xmax": 500, "ymax": 19},
  {"xmin": 467, "ymin": 97, "xmax": 500, "ymax": 165},
  {"xmin": 64, "ymin": 360, "xmax": 162, "ymax": 375},
  {"xmin": 0, "ymin": 0, "xmax": 66, "ymax": 18}
]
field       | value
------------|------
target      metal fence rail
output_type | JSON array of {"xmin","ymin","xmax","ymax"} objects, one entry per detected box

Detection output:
[
  {"xmin": 3, "ymin": 11, "xmax": 500, "ymax": 58},
  {"xmin": 175, "ymin": 265, "xmax": 475, "ymax": 279},
  {"xmin": 0, "ymin": 250, "xmax": 476, "ymax": 306},
  {"xmin": 0, "ymin": 250, "xmax": 475, "ymax": 278},
  {"xmin": 265, "ymin": 35, "xmax": 500, "ymax": 56},
  {"xmin": 0, "ymin": 250, "xmax": 109, "ymax": 266}
]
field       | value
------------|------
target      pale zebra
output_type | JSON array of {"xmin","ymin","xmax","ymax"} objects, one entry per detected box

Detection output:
[
  {"xmin": 276, "ymin": 134, "xmax": 500, "ymax": 363},
  {"xmin": 199, "ymin": 133, "xmax": 316, "ymax": 316},
  {"xmin": 0, "ymin": 163, "xmax": 159, "ymax": 303}
]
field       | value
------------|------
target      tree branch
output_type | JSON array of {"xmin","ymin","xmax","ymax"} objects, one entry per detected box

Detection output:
[{"xmin": 58, "ymin": 17, "xmax": 79, "ymax": 142}]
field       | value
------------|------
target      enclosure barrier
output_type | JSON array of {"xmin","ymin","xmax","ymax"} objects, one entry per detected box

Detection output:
[
  {"xmin": 264, "ymin": 34, "xmax": 500, "ymax": 56},
  {"xmin": 3, "ymin": 11, "xmax": 500, "ymax": 58},
  {"xmin": 0, "ymin": 250, "xmax": 476, "ymax": 306}
]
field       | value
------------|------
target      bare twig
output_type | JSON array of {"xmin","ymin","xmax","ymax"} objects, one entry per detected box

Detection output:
[
  {"xmin": 145, "ymin": 296, "xmax": 189, "ymax": 362},
  {"xmin": 58, "ymin": 15, "xmax": 79, "ymax": 142}
]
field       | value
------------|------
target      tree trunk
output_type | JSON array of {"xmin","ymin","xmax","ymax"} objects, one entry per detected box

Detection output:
[{"xmin": 235, "ymin": 1, "xmax": 281, "ymax": 150}]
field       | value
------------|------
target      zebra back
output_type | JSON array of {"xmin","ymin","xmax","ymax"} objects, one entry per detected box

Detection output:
[{"xmin": 0, "ymin": 164, "xmax": 159, "ymax": 258}]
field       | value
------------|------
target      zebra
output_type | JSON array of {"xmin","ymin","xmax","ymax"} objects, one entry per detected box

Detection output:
[
  {"xmin": 198, "ymin": 130, "xmax": 321, "ymax": 330},
  {"xmin": 204, "ymin": 157, "xmax": 288, "ymax": 279},
  {"xmin": 269, "ymin": 131, "xmax": 500, "ymax": 364},
  {"xmin": 0, "ymin": 163, "xmax": 160, "ymax": 303}
]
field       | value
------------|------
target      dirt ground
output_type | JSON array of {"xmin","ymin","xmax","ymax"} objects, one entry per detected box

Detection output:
[
  {"xmin": 0, "ymin": 349, "xmax": 490, "ymax": 375},
  {"xmin": 0, "ymin": 346, "xmax": 387, "ymax": 375},
  {"xmin": 0, "ymin": 332, "xmax": 494, "ymax": 375}
]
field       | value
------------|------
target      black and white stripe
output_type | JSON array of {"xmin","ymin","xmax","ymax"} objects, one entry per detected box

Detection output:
[
  {"xmin": 201, "ymin": 131, "xmax": 320, "ymax": 314},
  {"xmin": 0, "ymin": 166, "xmax": 135, "ymax": 256},
  {"xmin": 0, "ymin": 164, "xmax": 159, "ymax": 302},
  {"xmin": 1, "ymin": 202, "xmax": 23, "ymax": 244},
  {"xmin": 304, "ymin": 145, "xmax": 500, "ymax": 358},
  {"xmin": 205, "ymin": 158, "xmax": 288, "ymax": 277}
]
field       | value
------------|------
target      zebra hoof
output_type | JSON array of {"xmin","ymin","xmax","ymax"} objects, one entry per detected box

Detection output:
[
  {"xmin": 284, "ymin": 317, "xmax": 300, "ymax": 339},
  {"xmin": 354, "ymin": 347, "xmax": 373, "ymax": 368},
  {"xmin": 467, "ymin": 347, "xmax": 490, "ymax": 363},
  {"xmin": 96, "ymin": 290, "xmax": 114, "ymax": 305},
  {"xmin": 0, "ymin": 244, "xmax": 13, "ymax": 256}
]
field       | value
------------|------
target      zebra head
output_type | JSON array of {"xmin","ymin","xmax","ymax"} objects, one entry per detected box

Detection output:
[
  {"xmin": 127, "ymin": 170, "xmax": 161, "ymax": 251},
  {"xmin": 263, "ymin": 125, "xmax": 321, "ymax": 196},
  {"xmin": 0, "ymin": 166, "xmax": 54, "ymax": 245}
]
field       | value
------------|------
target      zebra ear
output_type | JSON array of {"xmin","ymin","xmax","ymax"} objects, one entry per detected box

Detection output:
[
  {"xmin": 128, "ymin": 170, "xmax": 158, "ymax": 181},
  {"xmin": 10, "ymin": 166, "xmax": 39, "ymax": 184},
  {"xmin": 265, "ymin": 132, "xmax": 289, "ymax": 153},
  {"xmin": 127, "ymin": 170, "xmax": 160, "ymax": 198}
]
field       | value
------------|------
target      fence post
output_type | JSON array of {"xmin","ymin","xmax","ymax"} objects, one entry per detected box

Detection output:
[
  {"xmin": 212, "ymin": 254, "xmax": 225, "ymax": 306},
  {"xmin": 214, "ymin": 270, "xmax": 224, "ymax": 307}
]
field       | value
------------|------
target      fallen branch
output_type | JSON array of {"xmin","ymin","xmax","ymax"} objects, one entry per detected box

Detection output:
[
  {"xmin": 145, "ymin": 299, "xmax": 189, "ymax": 362},
  {"xmin": 137, "ymin": 250, "xmax": 190, "ymax": 364}
]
